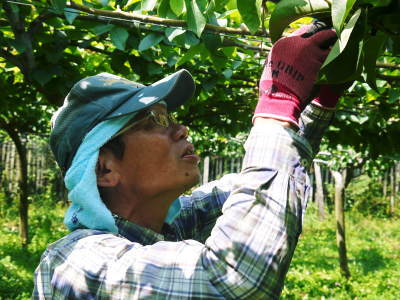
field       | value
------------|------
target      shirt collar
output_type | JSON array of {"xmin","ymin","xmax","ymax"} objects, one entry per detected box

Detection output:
[{"xmin": 113, "ymin": 214, "xmax": 178, "ymax": 245}]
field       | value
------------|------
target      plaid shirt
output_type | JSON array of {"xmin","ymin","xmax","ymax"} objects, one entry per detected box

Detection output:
[{"xmin": 33, "ymin": 104, "xmax": 333, "ymax": 299}]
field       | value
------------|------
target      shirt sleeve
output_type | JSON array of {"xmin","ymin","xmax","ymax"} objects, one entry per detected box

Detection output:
[
  {"xmin": 33, "ymin": 123, "xmax": 313, "ymax": 299},
  {"xmin": 298, "ymin": 102, "xmax": 335, "ymax": 155}
]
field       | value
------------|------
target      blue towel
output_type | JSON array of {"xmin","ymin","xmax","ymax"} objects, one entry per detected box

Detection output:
[{"xmin": 64, "ymin": 113, "xmax": 135, "ymax": 233}]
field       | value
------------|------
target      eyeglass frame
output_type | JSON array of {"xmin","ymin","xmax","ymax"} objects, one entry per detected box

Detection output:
[{"xmin": 112, "ymin": 109, "xmax": 178, "ymax": 139}]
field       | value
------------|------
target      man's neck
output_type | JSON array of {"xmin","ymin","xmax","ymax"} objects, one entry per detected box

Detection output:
[{"xmin": 104, "ymin": 188, "xmax": 180, "ymax": 233}]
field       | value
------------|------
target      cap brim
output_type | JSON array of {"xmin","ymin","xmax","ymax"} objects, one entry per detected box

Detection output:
[{"xmin": 106, "ymin": 69, "xmax": 195, "ymax": 119}]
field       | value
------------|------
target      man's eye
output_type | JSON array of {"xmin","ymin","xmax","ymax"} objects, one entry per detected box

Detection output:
[
  {"xmin": 158, "ymin": 116, "xmax": 169, "ymax": 127},
  {"xmin": 145, "ymin": 118, "xmax": 158, "ymax": 128}
]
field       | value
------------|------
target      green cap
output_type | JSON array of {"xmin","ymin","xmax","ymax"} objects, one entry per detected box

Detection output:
[{"xmin": 50, "ymin": 69, "xmax": 195, "ymax": 174}]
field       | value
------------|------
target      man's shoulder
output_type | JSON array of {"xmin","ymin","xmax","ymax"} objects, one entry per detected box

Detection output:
[
  {"xmin": 47, "ymin": 229, "xmax": 112, "ymax": 248},
  {"xmin": 43, "ymin": 229, "xmax": 134, "ymax": 261}
]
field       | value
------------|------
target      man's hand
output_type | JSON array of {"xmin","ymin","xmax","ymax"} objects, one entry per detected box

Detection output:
[
  {"xmin": 253, "ymin": 21, "xmax": 337, "ymax": 127},
  {"xmin": 312, "ymin": 82, "xmax": 354, "ymax": 109}
]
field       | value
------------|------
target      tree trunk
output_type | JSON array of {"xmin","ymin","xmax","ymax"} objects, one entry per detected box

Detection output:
[
  {"xmin": 314, "ymin": 162, "xmax": 325, "ymax": 220},
  {"xmin": 331, "ymin": 169, "xmax": 351, "ymax": 278},
  {"xmin": 390, "ymin": 166, "xmax": 396, "ymax": 216},
  {"xmin": 0, "ymin": 119, "xmax": 29, "ymax": 247}
]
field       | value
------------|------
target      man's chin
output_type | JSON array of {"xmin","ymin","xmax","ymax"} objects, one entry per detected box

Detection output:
[{"xmin": 183, "ymin": 170, "xmax": 201, "ymax": 192}]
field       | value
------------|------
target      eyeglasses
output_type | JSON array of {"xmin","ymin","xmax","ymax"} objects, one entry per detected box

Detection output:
[{"xmin": 113, "ymin": 110, "xmax": 177, "ymax": 138}]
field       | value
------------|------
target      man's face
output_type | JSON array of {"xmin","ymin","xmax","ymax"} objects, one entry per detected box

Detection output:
[{"xmin": 112, "ymin": 103, "xmax": 201, "ymax": 202}]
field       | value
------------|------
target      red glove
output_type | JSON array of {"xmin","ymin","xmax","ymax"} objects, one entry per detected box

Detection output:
[
  {"xmin": 312, "ymin": 82, "xmax": 353, "ymax": 109},
  {"xmin": 312, "ymin": 85, "xmax": 341, "ymax": 109},
  {"xmin": 254, "ymin": 22, "xmax": 337, "ymax": 127}
]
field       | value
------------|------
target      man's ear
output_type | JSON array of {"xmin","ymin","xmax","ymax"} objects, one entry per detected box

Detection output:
[{"xmin": 96, "ymin": 149, "xmax": 121, "ymax": 187}]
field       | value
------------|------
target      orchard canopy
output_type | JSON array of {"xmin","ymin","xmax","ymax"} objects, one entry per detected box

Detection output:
[{"xmin": 0, "ymin": 0, "xmax": 399, "ymax": 155}]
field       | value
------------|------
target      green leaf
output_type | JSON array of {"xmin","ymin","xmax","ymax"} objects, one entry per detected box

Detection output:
[
  {"xmin": 269, "ymin": 0, "xmax": 332, "ymax": 42},
  {"xmin": 176, "ymin": 44, "xmax": 205, "ymax": 66},
  {"xmin": 170, "ymin": 0, "xmax": 185, "ymax": 16},
  {"xmin": 232, "ymin": 60, "xmax": 242, "ymax": 69},
  {"xmin": 203, "ymin": 32, "xmax": 222, "ymax": 52},
  {"xmin": 319, "ymin": 11, "xmax": 365, "ymax": 84},
  {"xmin": 33, "ymin": 70, "xmax": 52, "ymax": 86},
  {"xmin": 110, "ymin": 51, "xmax": 130, "ymax": 75},
  {"xmin": 237, "ymin": 0, "xmax": 262, "ymax": 34},
  {"xmin": 158, "ymin": 0, "xmax": 170, "ymax": 17},
  {"xmin": 125, "ymin": 0, "xmax": 140, "ymax": 7},
  {"xmin": 92, "ymin": 24, "xmax": 114, "ymax": 35},
  {"xmin": 205, "ymin": 0, "xmax": 215, "ymax": 16},
  {"xmin": 388, "ymin": 89, "xmax": 400, "ymax": 103},
  {"xmin": 10, "ymin": 3, "xmax": 19, "ymax": 14},
  {"xmin": 210, "ymin": 52, "xmax": 228, "ymax": 72},
  {"xmin": 215, "ymin": 0, "xmax": 229, "ymax": 10},
  {"xmin": 110, "ymin": 27, "xmax": 129, "ymax": 50},
  {"xmin": 167, "ymin": 54, "xmax": 179, "ymax": 66},
  {"xmin": 64, "ymin": 8, "xmax": 78, "ymax": 24},
  {"xmin": 141, "ymin": 0, "xmax": 157, "ymax": 11},
  {"xmin": 222, "ymin": 69, "xmax": 233, "ymax": 79},
  {"xmin": 9, "ymin": 38, "xmax": 27, "ymax": 53},
  {"xmin": 364, "ymin": 33, "xmax": 387, "ymax": 90},
  {"xmin": 322, "ymin": 9, "xmax": 362, "ymax": 68},
  {"xmin": 184, "ymin": 31, "xmax": 200, "ymax": 45},
  {"xmin": 147, "ymin": 63, "xmax": 163, "ymax": 75},
  {"xmin": 332, "ymin": 0, "xmax": 357, "ymax": 33},
  {"xmin": 127, "ymin": 35, "xmax": 140, "ymax": 49},
  {"xmin": 184, "ymin": 0, "xmax": 207, "ymax": 37},
  {"xmin": 222, "ymin": 46, "xmax": 236, "ymax": 57},
  {"xmin": 51, "ymin": 0, "xmax": 66, "ymax": 12},
  {"xmin": 138, "ymin": 33, "xmax": 163, "ymax": 51},
  {"xmin": 165, "ymin": 28, "xmax": 186, "ymax": 42},
  {"xmin": 202, "ymin": 80, "xmax": 216, "ymax": 91}
]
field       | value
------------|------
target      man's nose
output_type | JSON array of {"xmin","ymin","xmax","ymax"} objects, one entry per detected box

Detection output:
[{"xmin": 171, "ymin": 124, "xmax": 188, "ymax": 141}]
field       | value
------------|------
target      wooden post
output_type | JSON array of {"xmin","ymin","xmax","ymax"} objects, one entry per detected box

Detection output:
[
  {"xmin": 332, "ymin": 169, "xmax": 351, "ymax": 278},
  {"xmin": 314, "ymin": 162, "xmax": 325, "ymax": 220},
  {"xmin": 390, "ymin": 166, "xmax": 396, "ymax": 216},
  {"xmin": 383, "ymin": 169, "xmax": 388, "ymax": 198},
  {"xmin": 203, "ymin": 156, "xmax": 210, "ymax": 184}
]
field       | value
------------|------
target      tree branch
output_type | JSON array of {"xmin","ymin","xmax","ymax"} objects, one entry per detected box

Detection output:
[
  {"xmin": 2, "ymin": 0, "xmax": 35, "ymax": 76},
  {"xmin": 69, "ymin": 2, "xmax": 269, "ymax": 38},
  {"xmin": 72, "ymin": 14, "xmax": 269, "ymax": 57},
  {"xmin": 222, "ymin": 39, "xmax": 270, "ymax": 53},
  {"xmin": 70, "ymin": 40, "xmax": 112, "ymax": 55},
  {"xmin": 377, "ymin": 74, "xmax": 400, "ymax": 82},
  {"xmin": 376, "ymin": 62, "xmax": 400, "ymax": 70}
]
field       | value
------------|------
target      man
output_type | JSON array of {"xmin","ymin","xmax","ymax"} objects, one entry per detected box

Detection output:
[{"xmin": 33, "ymin": 23, "xmax": 340, "ymax": 299}]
